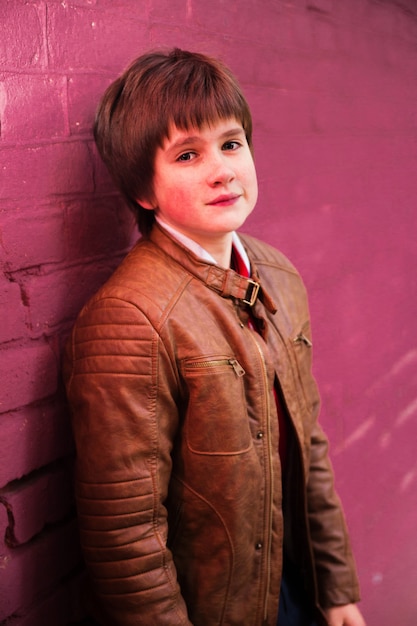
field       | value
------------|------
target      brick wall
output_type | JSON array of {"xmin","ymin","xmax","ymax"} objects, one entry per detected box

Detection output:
[{"xmin": 1, "ymin": 1, "xmax": 416, "ymax": 623}]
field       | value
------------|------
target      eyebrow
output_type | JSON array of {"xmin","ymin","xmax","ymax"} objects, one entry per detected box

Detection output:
[{"xmin": 165, "ymin": 127, "xmax": 245, "ymax": 155}]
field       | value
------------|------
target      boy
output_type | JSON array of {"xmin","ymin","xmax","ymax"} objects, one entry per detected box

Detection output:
[{"xmin": 63, "ymin": 49, "xmax": 366, "ymax": 626}]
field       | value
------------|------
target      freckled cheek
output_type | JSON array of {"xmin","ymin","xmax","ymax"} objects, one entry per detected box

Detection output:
[
  {"xmin": 160, "ymin": 187, "xmax": 192, "ymax": 217},
  {"xmin": 244, "ymin": 167, "xmax": 258, "ymax": 202},
  {"xmin": 170, "ymin": 176, "xmax": 201, "ymax": 204}
]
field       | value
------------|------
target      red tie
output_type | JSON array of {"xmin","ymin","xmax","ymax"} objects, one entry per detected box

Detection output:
[{"xmin": 231, "ymin": 246, "xmax": 287, "ymax": 472}]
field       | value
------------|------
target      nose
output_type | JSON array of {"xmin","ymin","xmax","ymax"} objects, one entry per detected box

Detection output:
[{"xmin": 206, "ymin": 151, "xmax": 235, "ymax": 186}]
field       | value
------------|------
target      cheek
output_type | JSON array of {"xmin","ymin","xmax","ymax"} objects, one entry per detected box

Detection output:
[
  {"xmin": 245, "ymin": 170, "xmax": 258, "ymax": 211},
  {"xmin": 154, "ymin": 174, "xmax": 184, "ymax": 208},
  {"xmin": 158, "ymin": 186, "xmax": 192, "ymax": 220},
  {"xmin": 166, "ymin": 187, "xmax": 189, "ymax": 210},
  {"xmin": 167, "ymin": 175, "xmax": 199, "ymax": 207},
  {"xmin": 244, "ymin": 164, "xmax": 258, "ymax": 195}
]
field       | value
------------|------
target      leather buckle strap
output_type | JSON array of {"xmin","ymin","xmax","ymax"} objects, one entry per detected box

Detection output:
[
  {"xmin": 206, "ymin": 266, "xmax": 269, "ymax": 309},
  {"xmin": 243, "ymin": 279, "xmax": 260, "ymax": 307}
]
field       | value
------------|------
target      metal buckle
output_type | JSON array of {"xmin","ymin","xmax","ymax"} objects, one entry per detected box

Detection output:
[{"xmin": 243, "ymin": 279, "xmax": 260, "ymax": 306}]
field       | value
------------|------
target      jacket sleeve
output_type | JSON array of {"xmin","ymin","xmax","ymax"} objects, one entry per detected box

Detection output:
[
  {"xmin": 281, "ymin": 268, "xmax": 361, "ymax": 610},
  {"xmin": 306, "ymin": 412, "xmax": 361, "ymax": 609},
  {"xmin": 63, "ymin": 295, "xmax": 192, "ymax": 625}
]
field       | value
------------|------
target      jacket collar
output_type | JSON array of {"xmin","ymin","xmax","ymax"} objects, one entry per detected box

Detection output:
[{"xmin": 150, "ymin": 223, "xmax": 277, "ymax": 314}]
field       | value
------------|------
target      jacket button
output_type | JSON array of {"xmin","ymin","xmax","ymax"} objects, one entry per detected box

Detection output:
[
  {"xmin": 255, "ymin": 542, "xmax": 263, "ymax": 550},
  {"xmin": 256, "ymin": 431, "xmax": 264, "ymax": 439}
]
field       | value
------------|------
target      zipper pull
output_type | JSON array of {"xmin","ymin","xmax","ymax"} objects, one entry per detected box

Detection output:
[
  {"xmin": 228, "ymin": 359, "xmax": 246, "ymax": 377},
  {"xmin": 293, "ymin": 332, "xmax": 312, "ymax": 347}
]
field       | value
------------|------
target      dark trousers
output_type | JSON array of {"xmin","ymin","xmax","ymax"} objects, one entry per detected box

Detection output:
[{"xmin": 277, "ymin": 560, "xmax": 318, "ymax": 626}]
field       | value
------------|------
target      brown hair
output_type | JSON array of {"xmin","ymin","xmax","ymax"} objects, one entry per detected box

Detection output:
[{"xmin": 94, "ymin": 48, "xmax": 253, "ymax": 236}]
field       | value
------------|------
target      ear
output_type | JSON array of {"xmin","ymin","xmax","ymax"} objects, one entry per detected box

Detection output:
[{"xmin": 137, "ymin": 197, "xmax": 155, "ymax": 210}]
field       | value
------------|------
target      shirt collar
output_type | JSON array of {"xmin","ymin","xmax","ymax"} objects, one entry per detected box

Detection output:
[{"xmin": 155, "ymin": 215, "xmax": 250, "ymax": 274}]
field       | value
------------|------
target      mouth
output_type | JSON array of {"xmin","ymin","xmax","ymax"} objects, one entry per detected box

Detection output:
[{"xmin": 207, "ymin": 193, "xmax": 241, "ymax": 206}]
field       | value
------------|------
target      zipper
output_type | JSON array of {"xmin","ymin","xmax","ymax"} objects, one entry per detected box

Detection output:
[
  {"xmin": 185, "ymin": 358, "xmax": 245, "ymax": 377},
  {"xmin": 293, "ymin": 331, "xmax": 312, "ymax": 347},
  {"xmin": 250, "ymin": 333, "xmax": 274, "ymax": 621}
]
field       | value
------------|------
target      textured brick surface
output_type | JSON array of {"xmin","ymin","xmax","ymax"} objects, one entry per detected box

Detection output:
[
  {"xmin": 0, "ymin": 402, "xmax": 74, "ymax": 488},
  {"xmin": 0, "ymin": 275, "xmax": 27, "ymax": 343},
  {"xmin": 23, "ymin": 261, "xmax": 124, "ymax": 334},
  {"xmin": 1, "ymin": 207, "xmax": 66, "ymax": 270},
  {"xmin": 0, "ymin": 342, "xmax": 58, "ymax": 413},
  {"xmin": 1, "ymin": 0, "xmax": 417, "ymax": 623},
  {"xmin": 0, "ymin": 73, "xmax": 68, "ymax": 141},
  {"xmin": 0, "ymin": 2, "xmax": 45, "ymax": 70},
  {"xmin": 0, "ymin": 142, "xmax": 93, "ymax": 202},
  {"xmin": 0, "ymin": 520, "xmax": 82, "ymax": 621},
  {"xmin": 0, "ymin": 465, "xmax": 74, "ymax": 545},
  {"xmin": 67, "ymin": 73, "xmax": 112, "ymax": 135},
  {"xmin": 10, "ymin": 574, "xmax": 85, "ymax": 626},
  {"xmin": 47, "ymin": 4, "xmax": 149, "ymax": 71}
]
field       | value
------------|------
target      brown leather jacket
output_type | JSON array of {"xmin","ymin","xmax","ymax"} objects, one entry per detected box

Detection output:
[{"xmin": 63, "ymin": 224, "xmax": 360, "ymax": 626}]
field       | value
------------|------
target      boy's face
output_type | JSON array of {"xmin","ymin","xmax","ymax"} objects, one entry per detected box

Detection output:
[{"xmin": 141, "ymin": 118, "xmax": 258, "ymax": 256}]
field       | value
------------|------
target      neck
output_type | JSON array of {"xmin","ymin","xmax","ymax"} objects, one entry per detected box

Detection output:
[
  {"xmin": 203, "ymin": 234, "xmax": 233, "ymax": 268},
  {"xmin": 154, "ymin": 216, "xmax": 234, "ymax": 268}
]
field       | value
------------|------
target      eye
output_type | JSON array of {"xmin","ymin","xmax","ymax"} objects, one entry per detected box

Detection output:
[
  {"xmin": 177, "ymin": 151, "xmax": 196, "ymax": 162},
  {"xmin": 222, "ymin": 140, "xmax": 241, "ymax": 151}
]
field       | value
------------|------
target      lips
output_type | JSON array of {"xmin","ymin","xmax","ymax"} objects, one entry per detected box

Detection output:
[{"xmin": 208, "ymin": 193, "xmax": 241, "ymax": 206}]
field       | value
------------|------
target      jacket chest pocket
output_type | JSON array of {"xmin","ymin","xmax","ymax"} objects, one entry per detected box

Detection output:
[
  {"xmin": 291, "ymin": 321, "xmax": 319, "ymax": 419},
  {"xmin": 181, "ymin": 355, "xmax": 251, "ymax": 455}
]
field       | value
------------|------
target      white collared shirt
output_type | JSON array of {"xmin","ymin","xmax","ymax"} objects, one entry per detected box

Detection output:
[{"xmin": 155, "ymin": 215, "xmax": 250, "ymax": 274}]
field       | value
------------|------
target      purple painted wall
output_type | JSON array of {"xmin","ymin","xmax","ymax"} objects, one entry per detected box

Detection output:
[{"xmin": 1, "ymin": 0, "xmax": 416, "ymax": 623}]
